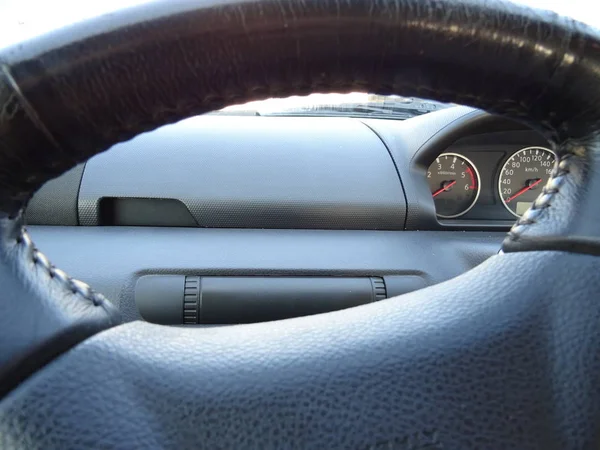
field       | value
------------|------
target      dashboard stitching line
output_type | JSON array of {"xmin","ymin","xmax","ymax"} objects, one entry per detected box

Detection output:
[{"xmin": 504, "ymin": 154, "xmax": 571, "ymax": 243}]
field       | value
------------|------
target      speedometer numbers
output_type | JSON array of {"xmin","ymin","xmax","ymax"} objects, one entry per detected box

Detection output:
[
  {"xmin": 428, "ymin": 147, "xmax": 556, "ymax": 220},
  {"xmin": 428, "ymin": 153, "xmax": 480, "ymax": 218},
  {"xmin": 499, "ymin": 147, "xmax": 556, "ymax": 217}
]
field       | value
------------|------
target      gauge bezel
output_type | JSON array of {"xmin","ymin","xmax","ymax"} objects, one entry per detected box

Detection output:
[
  {"xmin": 430, "ymin": 152, "xmax": 481, "ymax": 219},
  {"xmin": 497, "ymin": 146, "xmax": 557, "ymax": 218}
]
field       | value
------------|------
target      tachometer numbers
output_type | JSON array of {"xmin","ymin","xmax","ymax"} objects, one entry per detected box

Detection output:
[{"xmin": 428, "ymin": 153, "xmax": 480, "ymax": 218}]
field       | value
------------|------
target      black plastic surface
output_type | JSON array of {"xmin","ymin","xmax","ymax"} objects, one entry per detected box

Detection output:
[
  {"xmin": 99, "ymin": 198, "xmax": 198, "ymax": 227},
  {"xmin": 133, "ymin": 275, "xmax": 433, "ymax": 324},
  {"xmin": 78, "ymin": 116, "xmax": 407, "ymax": 230},
  {"xmin": 135, "ymin": 275, "xmax": 183, "ymax": 325},
  {"xmin": 24, "ymin": 164, "xmax": 84, "ymax": 226},
  {"xmin": 383, "ymin": 275, "xmax": 427, "ymax": 297},
  {"xmin": 135, "ymin": 275, "xmax": 434, "ymax": 325},
  {"xmin": 200, "ymin": 277, "xmax": 384, "ymax": 323}
]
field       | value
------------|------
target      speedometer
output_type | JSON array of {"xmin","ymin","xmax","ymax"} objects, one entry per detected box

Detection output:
[{"xmin": 498, "ymin": 146, "xmax": 556, "ymax": 217}]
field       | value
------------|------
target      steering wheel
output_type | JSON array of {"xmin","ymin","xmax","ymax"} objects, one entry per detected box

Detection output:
[{"xmin": 1, "ymin": 1, "xmax": 600, "ymax": 448}]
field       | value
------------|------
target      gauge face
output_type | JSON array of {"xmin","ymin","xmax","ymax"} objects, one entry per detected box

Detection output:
[
  {"xmin": 498, "ymin": 147, "xmax": 556, "ymax": 218},
  {"xmin": 427, "ymin": 153, "xmax": 480, "ymax": 218}
]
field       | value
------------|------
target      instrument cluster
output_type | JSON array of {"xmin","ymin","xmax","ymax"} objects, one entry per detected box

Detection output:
[{"xmin": 428, "ymin": 143, "xmax": 556, "ymax": 221}]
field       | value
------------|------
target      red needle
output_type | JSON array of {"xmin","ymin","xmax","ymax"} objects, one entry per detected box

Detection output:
[
  {"xmin": 505, "ymin": 178, "xmax": 543, "ymax": 203},
  {"xmin": 432, "ymin": 180, "xmax": 457, "ymax": 197}
]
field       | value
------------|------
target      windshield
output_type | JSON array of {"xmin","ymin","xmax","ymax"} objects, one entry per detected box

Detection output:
[
  {"xmin": 0, "ymin": 0, "xmax": 596, "ymax": 120},
  {"xmin": 216, "ymin": 94, "xmax": 450, "ymax": 120}
]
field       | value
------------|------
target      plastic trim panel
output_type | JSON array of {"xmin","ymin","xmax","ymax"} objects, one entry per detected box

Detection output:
[
  {"xmin": 27, "ymin": 226, "xmax": 504, "ymax": 322},
  {"xmin": 78, "ymin": 116, "xmax": 407, "ymax": 230}
]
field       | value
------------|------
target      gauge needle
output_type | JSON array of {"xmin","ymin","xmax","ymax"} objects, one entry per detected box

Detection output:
[
  {"xmin": 432, "ymin": 180, "xmax": 457, "ymax": 197},
  {"xmin": 505, "ymin": 178, "xmax": 543, "ymax": 203}
]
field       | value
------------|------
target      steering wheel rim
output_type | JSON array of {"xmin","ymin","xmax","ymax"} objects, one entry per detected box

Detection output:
[{"xmin": 2, "ymin": 1, "xmax": 600, "ymax": 448}]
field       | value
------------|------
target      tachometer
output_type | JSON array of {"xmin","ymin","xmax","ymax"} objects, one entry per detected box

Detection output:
[
  {"xmin": 428, "ymin": 153, "xmax": 480, "ymax": 218},
  {"xmin": 498, "ymin": 146, "xmax": 556, "ymax": 217}
]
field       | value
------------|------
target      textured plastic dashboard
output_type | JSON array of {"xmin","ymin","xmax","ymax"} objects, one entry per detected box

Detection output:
[
  {"xmin": 77, "ymin": 116, "xmax": 407, "ymax": 230},
  {"xmin": 27, "ymin": 226, "xmax": 504, "ymax": 321},
  {"xmin": 24, "ymin": 106, "xmax": 543, "ymax": 231},
  {"xmin": 21, "ymin": 106, "xmax": 512, "ymax": 321}
]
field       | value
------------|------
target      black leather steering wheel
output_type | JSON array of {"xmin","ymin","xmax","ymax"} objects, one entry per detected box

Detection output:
[{"xmin": 1, "ymin": 1, "xmax": 600, "ymax": 448}]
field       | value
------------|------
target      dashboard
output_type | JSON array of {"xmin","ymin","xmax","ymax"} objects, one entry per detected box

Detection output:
[
  {"xmin": 22, "ymin": 104, "xmax": 549, "ymax": 323},
  {"xmin": 26, "ymin": 106, "xmax": 550, "ymax": 232}
]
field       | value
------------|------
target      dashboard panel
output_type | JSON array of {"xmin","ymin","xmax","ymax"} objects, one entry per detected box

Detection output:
[
  {"xmin": 26, "ymin": 106, "xmax": 550, "ymax": 232},
  {"xmin": 23, "ymin": 105, "xmax": 539, "ymax": 320}
]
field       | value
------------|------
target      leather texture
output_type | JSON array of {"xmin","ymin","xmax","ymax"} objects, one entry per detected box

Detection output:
[
  {"xmin": 0, "ymin": 0, "xmax": 598, "ymax": 214},
  {"xmin": 2, "ymin": 251, "xmax": 600, "ymax": 449},
  {"xmin": 0, "ymin": 0, "xmax": 600, "ymax": 448},
  {"xmin": 503, "ymin": 145, "xmax": 600, "ymax": 254},
  {"xmin": 0, "ymin": 216, "xmax": 120, "ymax": 397}
]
